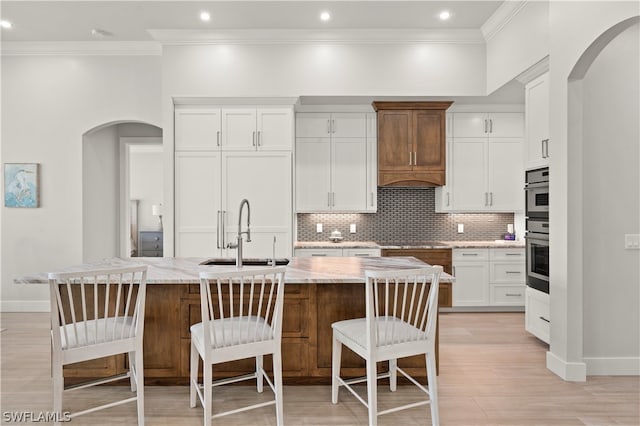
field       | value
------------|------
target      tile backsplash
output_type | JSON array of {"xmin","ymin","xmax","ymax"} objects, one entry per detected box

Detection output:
[{"xmin": 297, "ymin": 187, "xmax": 515, "ymax": 242}]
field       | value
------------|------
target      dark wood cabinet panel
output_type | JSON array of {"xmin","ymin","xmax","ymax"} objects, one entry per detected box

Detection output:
[{"xmin": 374, "ymin": 101, "xmax": 452, "ymax": 187}]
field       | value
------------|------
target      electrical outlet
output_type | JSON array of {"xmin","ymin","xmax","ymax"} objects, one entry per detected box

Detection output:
[
  {"xmin": 350, "ymin": 224, "xmax": 357, "ymax": 233},
  {"xmin": 457, "ymin": 224, "xmax": 464, "ymax": 233},
  {"xmin": 625, "ymin": 234, "xmax": 640, "ymax": 249},
  {"xmin": 316, "ymin": 223, "xmax": 323, "ymax": 233}
]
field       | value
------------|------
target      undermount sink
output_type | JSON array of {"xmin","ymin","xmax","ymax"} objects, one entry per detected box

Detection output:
[{"xmin": 200, "ymin": 258, "xmax": 290, "ymax": 266}]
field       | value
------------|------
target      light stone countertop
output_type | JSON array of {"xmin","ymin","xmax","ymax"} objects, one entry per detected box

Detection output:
[
  {"xmin": 295, "ymin": 240, "xmax": 525, "ymax": 250},
  {"xmin": 16, "ymin": 256, "xmax": 454, "ymax": 285}
]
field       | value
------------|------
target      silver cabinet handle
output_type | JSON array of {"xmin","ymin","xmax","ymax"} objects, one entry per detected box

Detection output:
[
  {"xmin": 485, "ymin": 192, "xmax": 489, "ymax": 206},
  {"xmin": 446, "ymin": 192, "xmax": 450, "ymax": 207},
  {"xmin": 312, "ymin": 253, "xmax": 327, "ymax": 257},
  {"xmin": 328, "ymin": 192, "xmax": 331, "ymax": 207},
  {"xmin": 544, "ymin": 139, "xmax": 550, "ymax": 158},
  {"xmin": 370, "ymin": 192, "xmax": 374, "ymax": 207},
  {"xmin": 327, "ymin": 120, "xmax": 331, "ymax": 134},
  {"xmin": 353, "ymin": 253, "xmax": 369, "ymax": 257},
  {"xmin": 490, "ymin": 192, "xmax": 493, "ymax": 206},
  {"xmin": 221, "ymin": 211, "xmax": 226, "ymax": 248},
  {"xmin": 252, "ymin": 131, "xmax": 256, "ymax": 146},
  {"xmin": 489, "ymin": 119, "xmax": 493, "ymax": 133},
  {"xmin": 331, "ymin": 119, "xmax": 335, "ymax": 134},
  {"xmin": 539, "ymin": 316, "xmax": 550, "ymax": 323},
  {"xmin": 452, "ymin": 266, "xmax": 456, "ymax": 276},
  {"xmin": 541, "ymin": 139, "xmax": 545, "ymax": 158},
  {"xmin": 505, "ymin": 253, "xmax": 522, "ymax": 256},
  {"xmin": 505, "ymin": 271, "xmax": 522, "ymax": 274},
  {"xmin": 409, "ymin": 151, "xmax": 412, "ymax": 166},
  {"xmin": 462, "ymin": 253, "xmax": 478, "ymax": 256},
  {"xmin": 414, "ymin": 152, "xmax": 417, "ymax": 166},
  {"xmin": 257, "ymin": 130, "xmax": 261, "ymax": 146},
  {"xmin": 216, "ymin": 210, "xmax": 221, "ymax": 249},
  {"xmin": 216, "ymin": 130, "xmax": 221, "ymax": 146},
  {"xmin": 484, "ymin": 119, "xmax": 487, "ymax": 133},
  {"xmin": 506, "ymin": 293, "xmax": 522, "ymax": 297}
]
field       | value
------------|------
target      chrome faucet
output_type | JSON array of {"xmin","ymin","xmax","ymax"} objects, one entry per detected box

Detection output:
[{"xmin": 227, "ymin": 199, "xmax": 251, "ymax": 267}]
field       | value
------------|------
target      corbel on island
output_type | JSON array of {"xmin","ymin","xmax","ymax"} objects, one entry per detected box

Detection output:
[{"xmin": 18, "ymin": 256, "xmax": 454, "ymax": 385}]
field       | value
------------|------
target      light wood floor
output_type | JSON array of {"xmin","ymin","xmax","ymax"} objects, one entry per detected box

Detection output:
[{"xmin": 1, "ymin": 312, "xmax": 638, "ymax": 425}]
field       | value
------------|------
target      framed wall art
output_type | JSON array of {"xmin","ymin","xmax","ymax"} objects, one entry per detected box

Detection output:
[{"xmin": 4, "ymin": 163, "xmax": 40, "ymax": 208}]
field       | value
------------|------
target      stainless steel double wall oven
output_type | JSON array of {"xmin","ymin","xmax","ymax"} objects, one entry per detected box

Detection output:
[{"xmin": 525, "ymin": 167, "xmax": 549, "ymax": 293}]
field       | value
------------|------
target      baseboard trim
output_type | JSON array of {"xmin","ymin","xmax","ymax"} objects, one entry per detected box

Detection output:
[
  {"xmin": 1, "ymin": 300, "xmax": 50, "ymax": 312},
  {"xmin": 546, "ymin": 350, "xmax": 587, "ymax": 381},
  {"xmin": 585, "ymin": 357, "xmax": 640, "ymax": 376}
]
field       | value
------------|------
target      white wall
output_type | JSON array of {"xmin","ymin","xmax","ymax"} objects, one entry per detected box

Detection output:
[
  {"xmin": 1, "ymin": 55, "xmax": 161, "ymax": 311},
  {"xmin": 485, "ymin": 1, "xmax": 549, "ymax": 93},
  {"xmin": 581, "ymin": 23, "xmax": 639, "ymax": 372},
  {"xmin": 130, "ymin": 147, "xmax": 164, "ymax": 231},
  {"xmin": 547, "ymin": 2, "xmax": 640, "ymax": 379}
]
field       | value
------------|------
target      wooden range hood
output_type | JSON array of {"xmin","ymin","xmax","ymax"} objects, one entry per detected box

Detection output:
[{"xmin": 373, "ymin": 101, "xmax": 453, "ymax": 187}]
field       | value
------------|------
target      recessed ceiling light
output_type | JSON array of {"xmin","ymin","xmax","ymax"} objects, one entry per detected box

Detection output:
[
  {"xmin": 200, "ymin": 11, "xmax": 211, "ymax": 22},
  {"xmin": 320, "ymin": 11, "xmax": 331, "ymax": 22},
  {"xmin": 0, "ymin": 20, "xmax": 13, "ymax": 29},
  {"xmin": 439, "ymin": 11, "xmax": 451, "ymax": 21}
]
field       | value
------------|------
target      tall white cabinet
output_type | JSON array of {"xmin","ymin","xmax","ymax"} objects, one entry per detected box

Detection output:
[
  {"xmin": 174, "ymin": 105, "xmax": 293, "ymax": 258},
  {"xmin": 436, "ymin": 112, "xmax": 524, "ymax": 212},
  {"xmin": 525, "ymin": 72, "xmax": 550, "ymax": 169},
  {"xmin": 295, "ymin": 112, "xmax": 377, "ymax": 212}
]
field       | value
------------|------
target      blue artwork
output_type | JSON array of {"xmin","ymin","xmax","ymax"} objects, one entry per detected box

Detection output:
[{"xmin": 4, "ymin": 163, "xmax": 39, "ymax": 208}]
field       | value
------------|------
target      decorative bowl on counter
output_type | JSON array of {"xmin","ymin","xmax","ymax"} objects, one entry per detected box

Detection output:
[{"xmin": 329, "ymin": 230, "xmax": 343, "ymax": 243}]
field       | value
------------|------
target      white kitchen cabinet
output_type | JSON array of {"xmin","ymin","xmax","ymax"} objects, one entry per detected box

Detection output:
[
  {"xmin": 489, "ymin": 248, "xmax": 525, "ymax": 306},
  {"xmin": 436, "ymin": 112, "xmax": 524, "ymax": 212},
  {"xmin": 453, "ymin": 112, "xmax": 524, "ymax": 138},
  {"xmin": 366, "ymin": 113, "xmax": 377, "ymax": 212},
  {"xmin": 525, "ymin": 286, "xmax": 550, "ymax": 343},
  {"xmin": 434, "ymin": 114, "xmax": 454, "ymax": 212},
  {"xmin": 294, "ymin": 247, "xmax": 380, "ymax": 257},
  {"xmin": 453, "ymin": 247, "xmax": 525, "ymax": 307},
  {"xmin": 222, "ymin": 108, "xmax": 293, "ymax": 151},
  {"xmin": 175, "ymin": 104, "xmax": 293, "ymax": 258},
  {"xmin": 295, "ymin": 112, "xmax": 375, "ymax": 212},
  {"xmin": 525, "ymin": 72, "xmax": 550, "ymax": 169},
  {"xmin": 452, "ymin": 249, "xmax": 490, "ymax": 306},
  {"xmin": 174, "ymin": 108, "xmax": 222, "ymax": 151}
]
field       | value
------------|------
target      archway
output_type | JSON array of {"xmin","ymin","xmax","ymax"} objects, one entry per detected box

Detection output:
[
  {"xmin": 82, "ymin": 121, "xmax": 162, "ymax": 262},
  {"xmin": 566, "ymin": 16, "xmax": 640, "ymax": 375}
]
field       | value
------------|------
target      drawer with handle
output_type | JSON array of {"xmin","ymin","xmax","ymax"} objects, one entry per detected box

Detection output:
[
  {"xmin": 490, "ymin": 262, "xmax": 526, "ymax": 283},
  {"xmin": 453, "ymin": 248, "xmax": 488, "ymax": 262},
  {"xmin": 490, "ymin": 284, "xmax": 525, "ymax": 305},
  {"xmin": 490, "ymin": 248, "xmax": 525, "ymax": 261}
]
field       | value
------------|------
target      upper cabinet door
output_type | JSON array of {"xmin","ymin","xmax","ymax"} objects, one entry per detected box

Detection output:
[
  {"xmin": 175, "ymin": 108, "xmax": 221, "ymax": 151},
  {"xmin": 414, "ymin": 109, "xmax": 445, "ymax": 172},
  {"xmin": 222, "ymin": 109, "xmax": 257, "ymax": 151},
  {"xmin": 330, "ymin": 113, "xmax": 367, "ymax": 138},
  {"xmin": 377, "ymin": 110, "xmax": 412, "ymax": 172},
  {"xmin": 296, "ymin": 113, "xmax": 331, "ymax": 138},
  {"xmin": 295, "ymin": 137, "xmax": 332, "ymax": 212},
  {"xmin": 256, "ymin": 108, "xmax": 293, "ymax": 151},
  {"xmin": 332, "ymin": 138, "xmax": 368, "ymax": 211},
  {"xmin": 487, "ymin": 138, "xmax": 524, "ymax": 211},
  {"xmin": 488, "ymin": 113, "xmax": 524, "ymax": 138},
  {"xmin": 525, "ymin": 72, "xmax": 550, "ymax": 169},
  {"xmin": 452, "ymin": 113, "xmax": 487, "ymax": 138}
]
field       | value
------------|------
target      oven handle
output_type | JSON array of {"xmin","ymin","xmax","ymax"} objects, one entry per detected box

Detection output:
[{"xmin": 524, "ymin": 182, "xmax": 549, "ymax": 190}]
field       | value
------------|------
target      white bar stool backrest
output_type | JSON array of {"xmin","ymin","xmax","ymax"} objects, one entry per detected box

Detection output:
[
  {"xmin": 364, "ymin": 266, "xmax": 442, "ymax": 349},
  {"xmin": 48, "ymin": 265, "xmax": 148, "ymax": 351},
  {"xmin": 198, "ymin": 266, "xmax": 287, "ymax": 349}
]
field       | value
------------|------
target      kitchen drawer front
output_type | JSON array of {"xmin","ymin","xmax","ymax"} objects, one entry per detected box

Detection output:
[
  {"xmin": 525, "ymin": 287, "xmax": 550, "ymax": 343},
  {"xmin": 139, "ymin": 249, "xmax": 163, "ymax": 257},
  {"xmin": 343, "ymin": 248, "xmax": 380, "ymax": 257},
  {"xmin": 294, "ymin": 248, "xmax": 342, "ymax": 257},
  {"xmin": 490, "ymin": 284, "xmax": 525, "ymax": 305},
  {"xmin": 490, "ymin": 262, "xmax": 525, "ymax": 284},
  {"xmin": 453, "ymin": 248, "xmax": 488, "ymax": 262},
  {"xmin": 490, "ymin": 248, "xmax": 525, "ymax": 261}
]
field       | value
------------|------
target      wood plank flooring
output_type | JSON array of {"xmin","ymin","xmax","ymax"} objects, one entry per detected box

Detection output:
[{"xmin": 1, "ymin": 312, "xmax": 638, "ymax": 425}]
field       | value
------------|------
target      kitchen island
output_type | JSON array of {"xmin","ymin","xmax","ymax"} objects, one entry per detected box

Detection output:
[{"xmin": 18, "ymin": 256, "xmax": 453, "ymax": 385}]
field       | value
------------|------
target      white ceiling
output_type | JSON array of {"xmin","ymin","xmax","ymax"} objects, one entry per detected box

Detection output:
[{"xmin": 0, "ymin": 1, "xmax": 503, "ymax": 42}]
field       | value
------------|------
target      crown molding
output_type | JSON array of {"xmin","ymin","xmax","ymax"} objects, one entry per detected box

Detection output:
[
  {"xmin": 1, "ymin": 41, "xmax": 161, "ymax": 56},
  {"xmin": 148, "ymin": 28, "xmax": 486, "ymax": 45},
  {"xmin": 481, "ymin": 1, "xmax": 529, "ymax": 41},
  {"xmin": 515, "ymin": 56, "xmax": 550, "ymax": 84}
]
